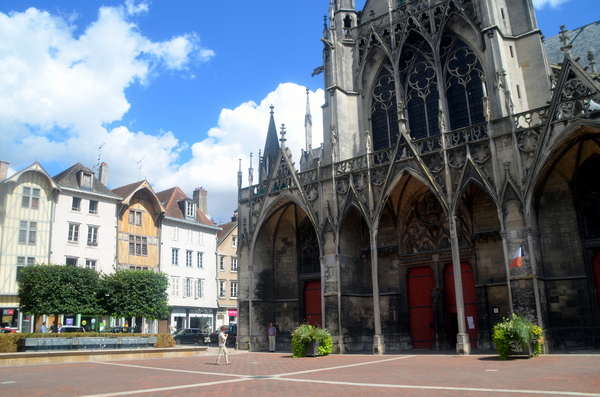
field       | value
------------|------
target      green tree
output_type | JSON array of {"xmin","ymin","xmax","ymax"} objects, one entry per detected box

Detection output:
[
  {"xmin": 100, "ymin": 270, "xmax": 170, "ymax": 320},
  {"xmin": 18, "ymin": 264, "xmax": 102, "ymax": 316}
]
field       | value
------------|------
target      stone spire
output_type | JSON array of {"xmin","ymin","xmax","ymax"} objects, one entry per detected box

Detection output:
[
  {"xmin": 259, "ymin": 105, "xmax": 280, "ymax": 182},
  {"xmin": 305, "ymin": 88, "xmax": 313, "ymax": 151}
]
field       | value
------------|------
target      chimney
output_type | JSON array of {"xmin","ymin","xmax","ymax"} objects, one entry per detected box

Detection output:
[
  {"xmin": 99, "ymin": 162, "xmax": 109, "ymax": 186},
  {"xmin": 231, "ymin": 212, "xmax": 238, "ymax": 223},
  {"xmin": 0, "ymin": 161, "xmax": 9, "ymax": 181},
  {"xmin": 193, "ymin": 187, "xmax": 208, "ymax": 215}
]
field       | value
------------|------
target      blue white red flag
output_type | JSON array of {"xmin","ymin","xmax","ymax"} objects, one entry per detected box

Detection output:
[{"xmin": 510, "ymin": 246, "xmax": 523, "ymax": 269}]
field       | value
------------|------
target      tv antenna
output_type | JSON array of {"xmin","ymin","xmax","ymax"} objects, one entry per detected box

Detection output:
[
  {"xmin": 94, "ymin": 143, "xmax": 105, "ymax": 171},
  {"xmin": 137, "ymin": 156, "xmax": 145, "ymax": 181}
]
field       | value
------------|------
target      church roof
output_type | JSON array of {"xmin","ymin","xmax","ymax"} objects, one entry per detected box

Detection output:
[{"xmin": 544, "ymin": 20, "xmax": 600, "ymax": 71}]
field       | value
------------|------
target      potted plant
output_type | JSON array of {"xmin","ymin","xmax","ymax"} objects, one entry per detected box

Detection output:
[
  {"xmin": 492, "ymin": 308, "xmax": 544, "ymax": 360},
  {"xmin": 291, "ymin": 324, "xmax": 333, "ymax": 357}
]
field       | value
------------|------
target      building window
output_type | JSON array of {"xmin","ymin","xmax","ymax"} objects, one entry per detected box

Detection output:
[
  {"xmin": 81, "ymin": 172, "xmax": 93, "ymax": 188},
  {"xmin": 128, "ymin": 210, "xmax": 142, "ymax": 226},
  {"xmin": 197, "ymin": 252, "xmax": 203, "ymax": 268},
  {"xmin": 172, "ymin": 248, "xmax": 179, "ymax": 266},
  {"xmin": 232, "ymin": 236, "xmax": 237, "ymax": 248},
  {"xmin": 173, "ymin": 227, "xmax": 179, "ymax": 240},
  {"xmin": 230, "ymin": 281, "xmax": 238, "ymax": 298},
  {"xmin": 219, "ymin": 256, "xmax": 225, "ymax": 271},
  {"xmin": 231, "ymin": 258, "xmax": 238, "ymax": 272},
  {"xmin": 129, "ymin": 235, "xmax": 148, "ymax": 256},
  {"xmin": 170, "ymin": 276, "xmax": 180, "ymax": 296},
  {"xmin": 196, "ymin": 278, "xmax": 204, "ymax": 298},
  {"xmin": 87, "ymin": 226, "xmax": 98, "ymax": 246},
  {"xmin": 186, "ymin": 250, "xmax": 193, "ymax": 267},
  {"xmin": 187, "ymin": 229, "xmax": 193, "ymax": 243},
  {"xmin": 19, "ymin": 221, "xmax": 36, "ymax": 245},
  {"xmin": 129, "ymin": 266, "xmax": 148, "ymax": 271},
  {"xmin": 72, "ymin": 197, "xmax": 82, "ymax": 211},
  {"xmin": 184, "ymin": 278, "xmax": 192, "ymax": 297},
  {"xmin": 219, "ymin": 280, "xmax": 226, "ymax": 297},
  {"xmin": 88, "ymin": 200, "xmax": 98, "ymax": 214},
  {"xmin": 22, "ymin": 187, "xmax": 40, "ymax": 209},
  {"xmin": 66, "ymin": 257, "xmax": 78, "ymax": 267},
  {"xmin": 186, "ymin": 202, "xmax": 196, "ymax": 218},
  {"xmin": 84, "ymin": 260, "xmax": 96, "ymax": 270},
  {"xmin": 68, "ymin": 223, "xmax": 80, "ymax": 243},
  {"xmin": 17, "ymin": 257, "xmax": 35, "ymax": 281}
]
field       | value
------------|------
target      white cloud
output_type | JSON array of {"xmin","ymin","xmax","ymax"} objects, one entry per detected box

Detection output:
[
  {"xmin": 532, "ymin": 0, "xmax": 572, "ymax": 8},
  {"xmin": 0, "ymin": 4, "xmax": 212, "ymax": 131}
]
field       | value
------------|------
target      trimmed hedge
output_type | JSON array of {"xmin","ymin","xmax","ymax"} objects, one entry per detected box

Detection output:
[{"xmin": 0, "ymin": 332, "xmax": 175, "ymax": 353}]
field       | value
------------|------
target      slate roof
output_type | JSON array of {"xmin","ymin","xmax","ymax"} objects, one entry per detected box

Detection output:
[
  {"xmin": 155, "ymin": 186, "xmax": 215, "ymax": 227},
  {"xmin": 544, "ymin": 20, "xmax": 600, "ymax": 71},
  {"xmin": 53, "ymin": 163, "xmax": 120, "ymax": 199},
  {"xmin": 217, "ymin": 220, "xmax": 237, "ymax": 245}
]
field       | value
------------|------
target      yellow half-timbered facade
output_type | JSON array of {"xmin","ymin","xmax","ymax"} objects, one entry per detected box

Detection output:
[{"xmin": 112, "ymin": 181, "xmax": 166, "ymax": 271}]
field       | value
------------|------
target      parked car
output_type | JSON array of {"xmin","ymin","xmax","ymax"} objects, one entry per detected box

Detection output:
[
  {"xmin": 59, "ymin": 326, "xmax": 85, "ymax": 333},
  {"xmin": 209, "ymin": 324, "xmax": 236, "ymax": 347},
  {"xmin": 0, "ymin": 328, "xmax": 16, "ymax": 333},
  {"xmin": 172, "ymin": 328, "xmax": 207, "ymax": 345},
  {"xmin": 102, "ymin": 326, "xmax": 139, "ymax": 334}
]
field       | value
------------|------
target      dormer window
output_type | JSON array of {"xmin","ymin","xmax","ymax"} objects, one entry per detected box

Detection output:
[
  {"xmin": 186, "ymin": 201, "xmax": 196, "ymax": 218},
  {"xmin": 77, "ymin": 171, "xmax": 93, "ymax": 189}
]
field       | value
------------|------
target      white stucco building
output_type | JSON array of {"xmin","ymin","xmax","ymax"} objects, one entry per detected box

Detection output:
[
  {"xmin": 50, "ymin": 163, "xmax": 120, "ymax": 276},
  {"xmin": 156, "ymin": 187, "xmax": 219, "ymax": 332}
]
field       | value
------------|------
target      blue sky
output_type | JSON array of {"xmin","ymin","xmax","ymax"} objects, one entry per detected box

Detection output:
[{"xmin": 0, "ymin": 0, "xmax": 596, "ymax": 223}]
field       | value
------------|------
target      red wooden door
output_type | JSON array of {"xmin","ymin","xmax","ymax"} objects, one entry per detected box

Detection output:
[
  {"xmin": 444, "ymin": 262, "xmax": 478, "ymax": 343},
  {"xmin": 593, "ymin": 252, "xmax": 600, "ymax": 309},
  {"xmin": 304, "ymin": 281, "xmax": 322, "ymax": 327},
  {"xmin": 408, "ymin": 267, "xmax": 434, "ymax": 349}
]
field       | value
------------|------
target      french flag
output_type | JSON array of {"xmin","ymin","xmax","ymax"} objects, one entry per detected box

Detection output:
[{"xmin": 510, "ymin": 246, "xmax": 523, "ymax": 269}]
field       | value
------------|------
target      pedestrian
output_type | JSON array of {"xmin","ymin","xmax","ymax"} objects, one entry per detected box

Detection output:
[
  {"xmin": 40, "ymin": 322, "xmax": 47, "ymax": 333},
  {"xmin": 215, "ymin": 326, "xmax": 230, "ymax": 365},
  {"xmin": 49, "ymin": 323, "xmax": 57, "ymax": 333},
  {"xmin": 57, "ymin": 323, "xmax": 63, "ymax": 333},
  {"xmin": 268, "ymin": 323, "xmax": 277, "ymax": 352}
]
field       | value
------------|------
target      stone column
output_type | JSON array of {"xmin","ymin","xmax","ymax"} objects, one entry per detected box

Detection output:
[
  {"xmin": 370, "ymin": 230, "xmax": 384, "ymax": 354},
  {"xmin": 449, "ymin": 215, "xmax": 471, "ymax": 354}
]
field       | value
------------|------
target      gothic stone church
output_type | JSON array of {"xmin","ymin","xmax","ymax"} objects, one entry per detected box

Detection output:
[{"xmin": 237, "ymin": 0, "xmax": 600, "ymax": 353}]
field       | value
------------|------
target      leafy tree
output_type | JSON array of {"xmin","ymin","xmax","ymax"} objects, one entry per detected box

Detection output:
[
  {"xmin": 100, "ymin": 270, "xmax": 170, "ymax": 320},
  {"xmin": 18, "ymin": 264, "xmax": 102, "ymax": 316}
]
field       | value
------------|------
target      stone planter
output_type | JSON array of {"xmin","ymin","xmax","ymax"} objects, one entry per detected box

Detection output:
[{"xmin": 304, "ymin": 340, "xmax": 319, "ymax": 357}]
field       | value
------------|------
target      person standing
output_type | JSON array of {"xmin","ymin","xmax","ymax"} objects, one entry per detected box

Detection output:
[
  {"xmin": 216, "ymin": 326, "xmax": 230, "ymax": 365},
  {"xmin": 57, "ymin": 323, "xmax": 63, "ymax": 333},
  {"xmin": 40, "ymin": 322, "xmax": 47, "ymax": 333},
  {"xmin": 268, "ymin": 323, "xmax": 277, "ymax": 352}
]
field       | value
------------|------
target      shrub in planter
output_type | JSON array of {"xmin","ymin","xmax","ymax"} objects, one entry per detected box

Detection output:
[
  {"xmin": 492, "ymin": 310, "xmax": 544, "ymax": 360},
  {"xmin": 291, "ymin": 324, "xmax": 332, "ymax": 358}
]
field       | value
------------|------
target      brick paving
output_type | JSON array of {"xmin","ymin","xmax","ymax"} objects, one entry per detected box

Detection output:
[{"xmin": 0, "ymin": 349, "xmax": 599, "ymax": 397}]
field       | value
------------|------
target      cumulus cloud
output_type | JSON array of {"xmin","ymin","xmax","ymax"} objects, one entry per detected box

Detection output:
[
  {"xmin": 532, "ymin": 0, "xmax": 572, "ymax": 8},
  {"xmin": 0, "ymin": 2, "xmax": 322, "ymax": 222}
]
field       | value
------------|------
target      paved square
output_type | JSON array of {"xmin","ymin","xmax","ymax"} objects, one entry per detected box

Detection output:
[{"xmin": 1, "ymin": 352, "xmax": 599, "ymax": 396}]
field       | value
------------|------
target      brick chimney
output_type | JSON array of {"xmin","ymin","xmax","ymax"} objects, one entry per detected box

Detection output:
[
  {"xmin": 99, "ymin": 162, "xmax": 109, "ymax": 186},
  {"xmin": 0, "ymin": 161, "xmax": 9, "ymax": 181},
  {"xmin": 231, "ymin": 211, "xmax": 238, "ymax": 223},
  {"xmin": 193, "ymin": 187, "xmax": 208, "ymax": 215}
]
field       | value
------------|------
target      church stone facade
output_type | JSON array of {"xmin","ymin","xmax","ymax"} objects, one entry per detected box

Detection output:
[{"xmin": 237, "ymin": 0, "xmax": 600, "ymax": 353}]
